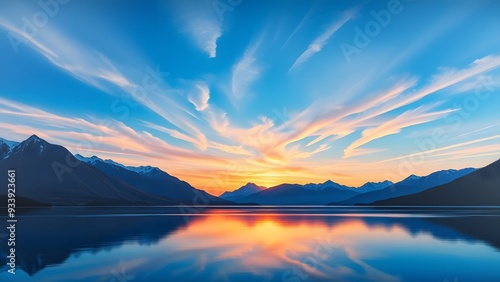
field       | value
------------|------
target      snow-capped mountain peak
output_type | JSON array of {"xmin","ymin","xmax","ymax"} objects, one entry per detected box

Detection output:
[
  {"xmin": 405, "ymin": 174, "xmax": 420, "ymax": 181},
  {"xmin": 0, "ymin": 138, "xmax": 19, "ymax": 149},
  {"xmin": 75, "ymin": 154, "xmax": 104, "ymax": 165},
  {"xmin": 103, "ymin": 158, "xmax": 126, "ymax": 168},
  {"xmin": 302, "ymin": 180, "xmax": 349, "ymax": 191},
  {"xmin": 26, "ymin": 135, "xmax": 47, "ymax": 153},
  {"xmin": 356, "ymin": 180, "xmax": 394, "ymax": 193},
  {"xmin": 6, "ymin": 134, "xmax": 50, "ymax": 158},
  {"xmin": 126, "ymin": 165, "xmax": 162, "ymax": 176},
  {"xmin": 0, "ymin": 138, "xmax": 19, "ymax": 159},
  {"xmin": 76, "ymin": 153, "xmax": 165, "ymax": 177}
]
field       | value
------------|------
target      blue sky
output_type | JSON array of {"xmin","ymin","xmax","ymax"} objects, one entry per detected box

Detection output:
[{"xmin": 1, "ymin": 0, "xmax": 499, "ymax": 194}]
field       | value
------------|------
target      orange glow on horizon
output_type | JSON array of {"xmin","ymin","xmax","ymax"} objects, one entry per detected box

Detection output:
[{"xmin": 169, "ymin": 155, "xmax": 499, "ymax": 196}]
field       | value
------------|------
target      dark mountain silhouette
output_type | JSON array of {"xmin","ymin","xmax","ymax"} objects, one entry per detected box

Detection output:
[
  {"xmin": 220, "ymin": 180, "xmax": 394, "ymax": 204},
  {"xmin": 235, "ymin": 181, "xmax": 360, "ymax": 205},
  {"xmin": 355, "ymin": 180, "xmax": 393, "ymax": 193},
  {"xmin": 333, "ymin": 168, "xmax": 475, "ymax": 205},
  {"xmin": 75, "ymin": 154, "xmax": 229, "ymax": 204},
  {"xmin": 373, "ymin": 158, "xmax": 500, "ymax": 206},
  {"xmin": 0, "ymin": 135, "xmax": 176, "ymax": 206},
  {"xmin": 219, "ymin": 182, "xmax": 266, "ymax": 201}
]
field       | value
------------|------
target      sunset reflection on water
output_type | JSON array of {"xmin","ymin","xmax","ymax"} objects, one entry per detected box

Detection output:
[{"xmin": 2, "ymin": 207, "xmax": 500, "ymax": 282}]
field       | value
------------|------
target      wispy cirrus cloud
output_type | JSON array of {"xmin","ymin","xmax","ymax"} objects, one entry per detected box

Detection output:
[
  {"xmin": 379, "ymin": 55, "xmax": 500, "ymax": 116},
  {"xmin": 209, "ymin": 141, "xmax": 254, "ymax": 156},
  {"xmin": 452, "ymin": 123, "xmax": 500, "ymax": 140},
  {"xmin": 343, "ymin": 106, "xmax": 458, "ymax": 158},
  {"xmin": 305, "ymin": 78, "xmax": 419, "ymax": 147},
  {"xmin": 143, "ymin": 120, "xmax": 252, "ymax": 156},
  {"xmin": 0, "ymin": 20, "xmax": 212, "ymax": 150},
  {"xmin": 287, "ymin": 143, "xmax": 331, "ymax": 160},
  {"xmin": 231, "ymin": 41, "xmax": 262, "ymax": 103},
  {"xmin": 376, "ymin": 134, "xmax": 500, "ymax": 164},
  {"xmin": 188, "ymin": 83, "xmax": 210, "ymax": 111},
  {"xmin": 172, "ymin": 0, "xmax": 222, "ymax": 58},
  {"xmin": 186, "ymin": 17, "xmax": 221, "ymax": 58},
  {"xmin": 142, "ymin": 121, "xmax": 201, "ymax": 148},
  {"xmin": 0, "ymin": 20, "xmax": 133, "ymax": 91},
  {"xmin": 281, "ymin": 5, "xmax": 316, "ymax": 49},
  {"xmin": 265, "ymin": 77, "xmax": 417, "ymax": 152},
  {"xmin": 0, "ymin": 97, "xmax": 225, "ymax": 169},
  {"xmin": 342, "ymin": 148, "xmax": 386, "ymax": 158},
  {"xmin": 272, "ymin": 55, "xmax": 500, "ymax": 158},
  {"xmin": 208, "ymin": 111, "xmax": 274, "ymax": 150},
  {"xmin": 289, "ymin": 8, "xmax": 358, "ymax": 72}
]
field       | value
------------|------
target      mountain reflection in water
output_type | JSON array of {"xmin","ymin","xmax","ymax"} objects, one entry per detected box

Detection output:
[{"xmin": 1, "ymin": 206, "xmax": 499, "ymax": 282}]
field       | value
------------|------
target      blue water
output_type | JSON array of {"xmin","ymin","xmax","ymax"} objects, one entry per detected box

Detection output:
[{"xmin": 1, "ymin": 206, "xmax": 499, "ymax": 282}]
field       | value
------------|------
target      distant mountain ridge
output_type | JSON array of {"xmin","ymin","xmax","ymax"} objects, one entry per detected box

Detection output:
[
  {"xmin": 221, "ymin": 180, "xmax": 394, "ymax": 204},
  {"xmin": 373, "ymin": 158, "xmax": 500, "ymax": 206},
  {"xmin": 334, "ymin": 168, "xmax": 476, "ymax": 205},
  {"xmin": 221, "ymin": 168, "xmax": 478, "ymax": 205},
  {"xmin": 302, "ymin": 180, "xmax": 352, "ymax": 191},
  {"xmin": 356, "ymin": 180, "xmax": 394, "ymax": 193},
  {"xmin": 220, "ymin": 182, "xmax": 266, "ymax": 201},
  {"xmin": 228, "ymin": 180, "xmax": 358, "ymax": 205}
]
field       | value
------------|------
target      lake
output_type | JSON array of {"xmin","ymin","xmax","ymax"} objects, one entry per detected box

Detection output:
[{"xmin": 1, "ymin": 206, "xmax": 500, "ymax": 282}]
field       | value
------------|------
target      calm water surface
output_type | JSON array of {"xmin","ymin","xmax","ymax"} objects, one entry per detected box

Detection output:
[{"xmin": 1, "ymin": 207, "xmax": 499, "ymax": 282}]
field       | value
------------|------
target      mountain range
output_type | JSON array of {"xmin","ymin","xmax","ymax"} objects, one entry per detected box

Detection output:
[
  {"xmin": 0, "ymin": 135, "xmax": 228, "ymax": 206},
  {"xmin": 74, "ymin": 154, "xmax": 224, "ymax": 203},
  {"xmin": 219, "ymin": 182, "xmax": 266, "ymax": 202},
  {"xmin": 0, "ymin": 135, "xmax": 498, "ymax": 206},
  {"xmin": 224, "ymin": 180, "xmax": 391, "ymax": 205},
  {"xmin": 221, "ymin": 169, "xmax": 477, "ymax": 205},
  {"xmin": 333, "ymin": 168, "xmax": 476, "ymax": 205},
  {"xmin": 373, "ymin": 158, "xmax": 500, "ymax": 206}
]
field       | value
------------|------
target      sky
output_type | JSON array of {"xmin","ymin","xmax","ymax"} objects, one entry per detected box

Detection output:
[{"xmin": 0, "ymin": 0, "xmax": 500, "ymax": 195}]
